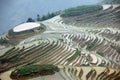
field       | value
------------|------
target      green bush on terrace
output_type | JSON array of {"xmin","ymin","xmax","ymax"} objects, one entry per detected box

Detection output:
[
  {"xmin": 8, "ymin": 29, "xmax": 16, "ymax": 36},
  {"xmin": 96, "ymin": 51, "xmax": 105, "ymax": 57},
  {"xmin": 61, "ymin": 5, "xmax": 103, "ymax": 17},
  {"xmin": 67, "ymin": 48, "xmax": 81, "ymax": 62},
  {"xmin": 81, "ymin": 64, "xmax": 90, "ymax": 66},
  {"xmin": 14, "ymin": 64, "xmax": 59, "ymax": 76},
  {"xmin": 86, "ymin": 37, "xmax": 98, "ymax": 50}
]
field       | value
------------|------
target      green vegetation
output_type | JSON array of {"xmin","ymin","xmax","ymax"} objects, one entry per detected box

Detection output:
[
  {"xmin": 103, "ymin": 0, "xmax": 120, "ymax": 4},
  {"xmin": 8, "ymin": 29, "xmax": 16, "ymax": 36},
  {"xmin": 67, "ymin": 48, "xmax": 81, "ymax": 62},
  {"xmin": 86, "ymin": 38, "xmax": 98, "ymax": 50},
  {"xmin": 96, "ymin": 51, "xmax": 105, "ymax": 57},
  {"xmin": 26, "ymin": 11, "xmax": 61, "ymax": 22},
  {"xmin": 27, "ymin": 18, "xmax": 35, "ymax": 22},
  {"xmin": 81, "ymin": 64, "xmax": 90, "ymax": 66},
  {"xmin": 0, "ymin": 38, "xmax": 8, "ymax": 44},
  {"xmin": 39, "ymin": 12, "xmax": 57, "ymax": 21},
  {"xmin": 11, "ymin": 64, "xmax": 59, "ymax": 77},
  {"xmin": 36, "ymin": 14, "xmax": 41, "ymax": 21},
  {"xmin": 61, "ymin": 5, "xmax": 102, "ymax": 17},
  {"xmin": 1, "ymin": 54, "xmax": 20, "ymax": 63}
]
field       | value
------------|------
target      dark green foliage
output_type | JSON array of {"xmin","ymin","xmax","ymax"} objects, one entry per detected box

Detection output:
[
  {"xmin": 0, "ymin": 37, "xmax": 8, "ymax": 44},
  {"xmin": 12, "ymin": 64, "xmax": 59, "ymax": 76},
  {"xmin": 27, "ymin": 11, "xmax": 61, "ymax": 22},
  {"xmin": 8, "ymin": 29, "xmax": 16, "ymax": 36},
  {"xmin": 40, "ymin": 15, "xmax": 47, "ymax": 21},
  {"xmin": 81, "ymin": 64, "xmax": 90, "ymax": 66},
  {"xmin": 39, "ymin": 12, "xmax": 58, "ymax": 21},
  {"xmin": 67, "ymin": 48, "xmax": 81, "ymax": 62},
  {"xmin": 36, "ymin": 14, "xmax": 41, "ymax": 21},
  {"xmin": 27, "ymin": 18, "xmax": 35, "ymax": 22},
  {"xmin": 61, "ymin": 5, "xmax": 103, "ymax": 17},
  {"xmin": 103, "ymin": 0, "xmax": 120, "ymax": 4},
  {"xmin": 96, "ymin": 51, "xmax": 105, "ymax": 57},
  {"xmin": 0, "ymin": 54, "xmax": 20, "ymax": 63},
  {"xmin": 86, "ymin": 38, "xmax": 98, "ymax": 50}
]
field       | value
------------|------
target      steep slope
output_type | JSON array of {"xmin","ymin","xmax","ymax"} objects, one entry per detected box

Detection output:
[{"xmin": 0, "ymin": 4, "xmax": 120, "ymax": 80}]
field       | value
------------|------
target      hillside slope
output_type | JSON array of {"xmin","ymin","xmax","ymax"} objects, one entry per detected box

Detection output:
[
  {"xmin": 0, "ymin": 4, "xmax": 120, "ymax": 80},
  {"xmin": 61, "ymin": 4, "xmax": 120, "ymax": 29}
]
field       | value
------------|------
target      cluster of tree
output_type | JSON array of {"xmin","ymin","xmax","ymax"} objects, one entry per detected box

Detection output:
[
  {"xmin": 61, "ymin": 5, "xmax": 103, "ymax": 17},
  {"xmin": 27, "ymin": 11, "xmax": 61, "ymax": 22},
  {"xmin": 10, "ymin": 64, "xmax": 60, "ymax": 79},
  {"xmin": 103, "ymin": 0, "xmax": 120, "ymax": 4},
  {"xmin": 26, "ymin": 18, "xmax": 35, "ymax": 22}
]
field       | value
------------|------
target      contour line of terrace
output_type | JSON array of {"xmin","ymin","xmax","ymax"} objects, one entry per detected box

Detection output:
[{"xmin": 102, "ymin": 4, "xmax": 120, "ymax": 10}]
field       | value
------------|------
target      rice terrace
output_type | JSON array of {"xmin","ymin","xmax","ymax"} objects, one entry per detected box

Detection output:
[{"xmin": 0, "ymin": 0, "xmax": 120, "ymax": 80}]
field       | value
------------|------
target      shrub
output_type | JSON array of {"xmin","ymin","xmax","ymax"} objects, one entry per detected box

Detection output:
[
  {"xmin": 10, "ymin": 64, "xmax": 60, "ymax": 79},
  {"xmin": 36, "ymin": 14, "xmax": 41, "ymax": 21},
  {"xmin": 26, "ymin": 18, "xmax": 35, "ymax": 22},
  {"xmin": 81, "ymin": 64, "xmax": 89, "ymax": 66},
  {"xmin": 86, "ymin": 38, "xmax": 98, "ymax": 50},
  {"xmin": 61, "ymin": 5, "xmax": 103, "ymax": 17},
  {"xmin": 67, "ymin": 48, "xmax": 81, "ymax": 62},
  {"xmin": 8, "ymin": 29, "xmax": 16, "ymax": 36},
  {"xmin": 96, "ymin": 51, "xmax": 105, "ymax": 57},
  {"xmin": 39, "ymin": 12, "xmax": 60, "ymax": 21}
]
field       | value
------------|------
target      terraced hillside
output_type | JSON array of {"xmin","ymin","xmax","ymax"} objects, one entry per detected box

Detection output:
[
  {"xmin": 0, "ymin": 23, "xmax": 46, "ymax": 45},
  {"xmin": 0, "ymin": 4, "xmax": 120, "ymax": 80},
  {"xmin": 61, "ymin": 5, "xmax": 120, "ymax": 29}
]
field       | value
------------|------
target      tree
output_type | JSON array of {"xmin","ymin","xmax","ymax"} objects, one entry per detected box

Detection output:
[
  {"xmin": 40, "ymin": 12, "xmax": 57, "ymax": 21},
  {"xmin": 36, "ymin": 14, "xmax": 41, "ymax": 21},
  {"xmin": 26, "ymin": 18, "xmax": 35, "ymax": 22},
  {"xmin": 50, "ymin": 13, "xmax": 56, "ymax": 18},
  {"xmin": 40, "ymin": 15, "xmax": 46, "ymax": 21}
]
